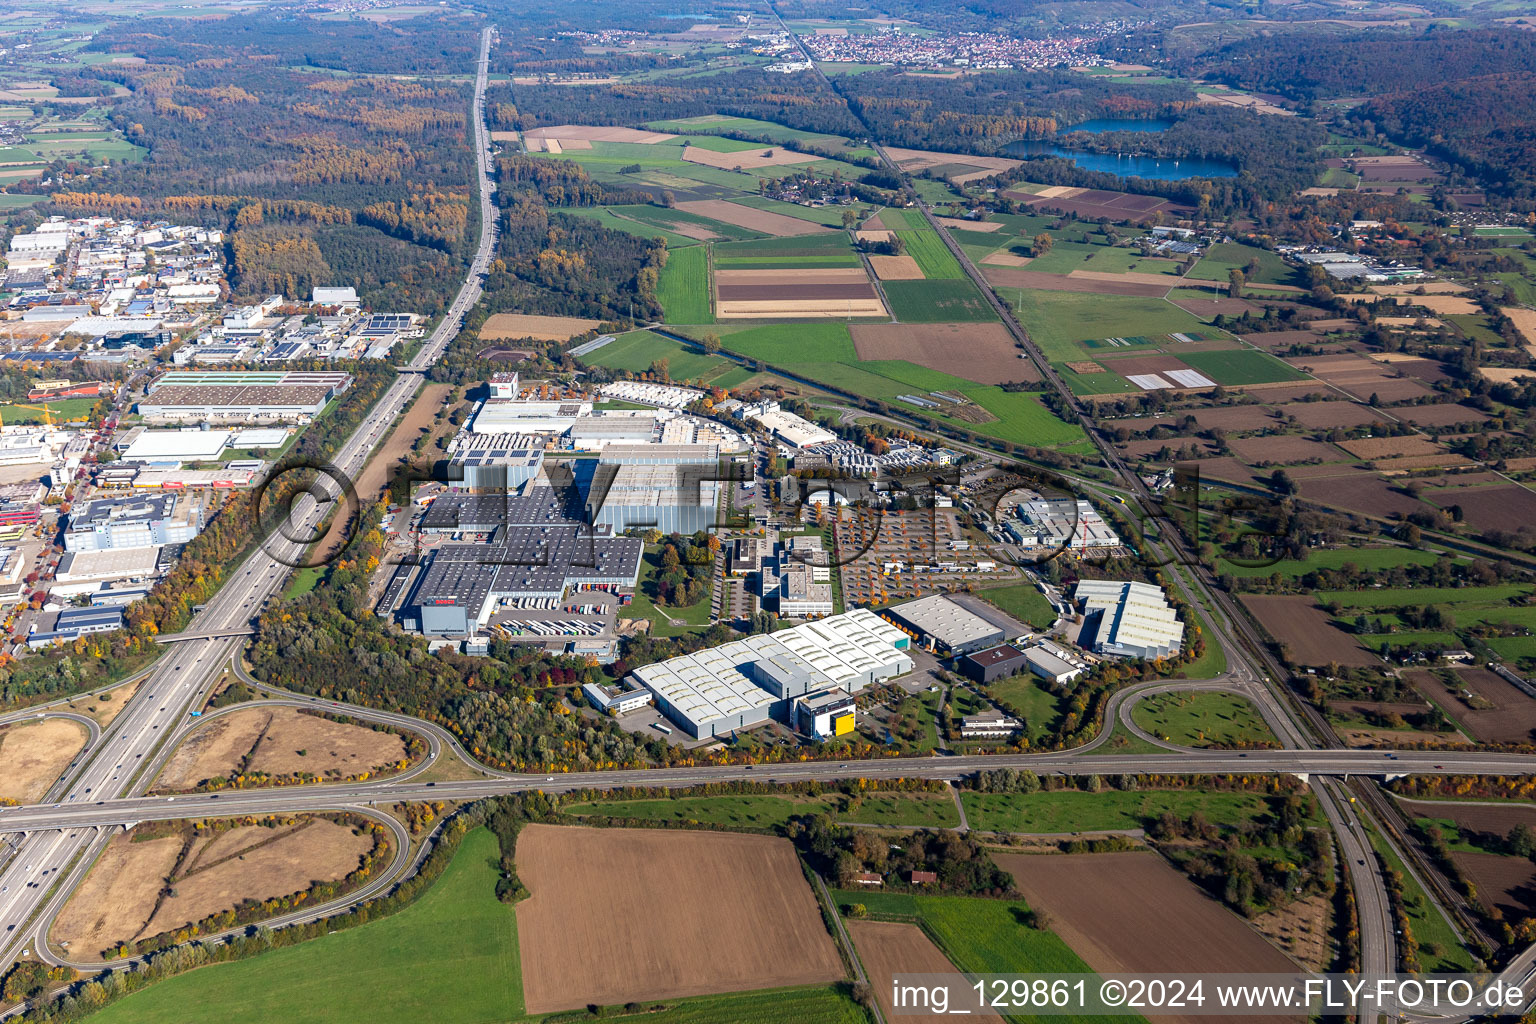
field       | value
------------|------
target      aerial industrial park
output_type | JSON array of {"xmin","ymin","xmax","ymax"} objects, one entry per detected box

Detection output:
[{"xmin": 3, "ymin": 2, "xmax": 1536, "ymax": 1024}]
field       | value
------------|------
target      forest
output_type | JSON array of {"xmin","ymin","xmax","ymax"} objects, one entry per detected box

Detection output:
[
  {"xmin": 45, "ymin": 14, "xmax": 481, "ymax": 314},
  {"xmin": 1356, "ymin": 73, "xmax": 1536, "ymax": 198},
  {"xmin": 1188, "ymin": 28, "xmax": 1536, "ymax": 102},
  {"xmin": 838, "ymin": 68, "xmax": 1198, "ymax": 149},
  {"xmin": 504, "ymin": 68, "xmax": 865, "ymax": 138}
]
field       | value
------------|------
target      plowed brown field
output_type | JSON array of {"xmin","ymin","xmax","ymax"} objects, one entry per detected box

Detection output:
[{"xmin": 514, "ymin": 825, "xmax": 843, "ymax": 1012}]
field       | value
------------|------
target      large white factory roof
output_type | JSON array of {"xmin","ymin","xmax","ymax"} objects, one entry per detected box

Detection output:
[
  {"xmin": 1074, "ymin": 578, "xmax": 1184, "ymax": 658},
  {"xmin": 122, "ymin": 429, "xmax": 230, "ymax": 461},
  {"xmin": 632, "ymin": 609, "xmax": 912, "ymax": 735}
]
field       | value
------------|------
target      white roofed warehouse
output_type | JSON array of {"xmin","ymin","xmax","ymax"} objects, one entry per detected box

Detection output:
[
  {"xmin": 629, "ymin": 609, "xmax": 912, "ymax": 738},
  {"xmin": 1073, "ymin": 579, "xmax": 1184, "ymax": 660}
]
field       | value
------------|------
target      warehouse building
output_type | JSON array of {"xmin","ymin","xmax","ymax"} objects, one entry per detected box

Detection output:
[
  {"xmin": 64, "ymin": 493, "xmax": 203, "ymax": 551},
  {"xmin": 404, "ymin": 525, "xmax": 643, "ymax": 635},
  {"xmin": 28, "ymin": 607, "xmax": 125, "ymax": 648},
  {"xmin": 138, "ymin": 370, "xmax": 351, "ymax": 423},
  {"xmin": 631, "ymin": 609, "xmax": 911, "ymax": 738},
  {"xmin": 1024, "ymin": 645, "xmax": 1087, "ymax": 686},
  {"xmin": 883, "ymin": 594, "xmax": 1005, "ymax": 656},
  {"xmin": 1074, "ymin": 579, "xmax": 1184, "ymax": 659},
  {"xmin": 54, "ymin": 546, "xmax": 161, "ymax": 586},
  {"xmin": 1007, "ymin": 498, "xmax": 1121, "ymax": 553},
  {"xmin": 581, "ymin": 683, "xmax": 654, "ymax": 715},
  {"xmin": 121, "ymin": 429, "xmax": 232, "ymax": 462},
  {"xmin": 794, "ymin": 688, "xmax": 856, "ymax": 739},
  {"xmin": 960, "ymin": 644, "xmax": 1029, "ymax": 684}
]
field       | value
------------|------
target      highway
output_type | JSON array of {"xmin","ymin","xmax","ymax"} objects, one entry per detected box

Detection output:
[{"xmin": 0, "ymin": 24, "xmax": 499, "ymax": 975}]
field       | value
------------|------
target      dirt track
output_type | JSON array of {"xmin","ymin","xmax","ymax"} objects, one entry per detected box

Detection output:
[{"xmin": 515, "ymin": 825, "xmax": 843, "ymax": 1012}]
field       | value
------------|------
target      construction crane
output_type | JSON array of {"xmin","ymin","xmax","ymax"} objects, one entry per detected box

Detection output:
[{"xmin": 7, "ymin": 403, "xmax": 55, "ymax": 428}]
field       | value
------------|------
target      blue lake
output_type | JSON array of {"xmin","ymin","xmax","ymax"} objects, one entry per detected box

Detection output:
[{"xmin": 1001, "ymin": 118, "xmax": 1239, "ymax": 180}]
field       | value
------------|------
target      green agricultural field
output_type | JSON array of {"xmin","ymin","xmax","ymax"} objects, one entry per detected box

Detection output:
[
  {"xmin": 1131, "ymin": 692, "xmax": 1277, "ymax": 748},
  {"xmin": 1222, "ymin": 545, "xmax": 1452, "ymax": 578},
  {"xmin": 961, "ymin": 387, "xmax": 1086, "ymax": 447},
  {"xmin": 657, "ymin": 244, "xmax": 713, "ymax": 324},
  {"xmin": 562, "ymin": 206, "xmax": 698, "ymax": 249},
  {"xmin": 581, "ymin": 330, "xmax": 728, "ymax": 381},
  {"xmin": 1177, "ymin": 349, "xmax": 1309, "ymax": 386},
  {"xmin": 1004, "ymin": 290, "xmax": 1209, "ymax": 362},
  {"xmin": 713, "ymin": 233, "xmax": 856, "ymax": 261},
  {"xmin": 884, "ymin": 279, "xmax": 996, "ymax": 322},
  {"xmin": 717, "ymin": 322, "xmax": 859, "ymax": 364},
  {"xmin": 87, "ymin": 829, "xmax": 525, "ymax": 1024},
  {"xmin": 645, "ymin": 115, "xmax": 855, "ymax": 153},
  {"xmin": 832, "ymin": 891, "xmax": 1134, "ymax": 1024},
  {"xmin": 0, "ymin": 193, "xmax": 42, "ymax": 210},
  {"xmin": 567, "ymin": 791, "xmax": 958, "ymax": 829},
  {"xmin": 1316, "ymin": 584, "xmax": 1531, "ymax": 611},
  {"xmin": 85, "ymin": 829, "xmax": 865, "ymax": 1024},
  {"xmin": 1055, "ymin": 363, "xmax": 1136, "ymax": 396},
  {"xmin": 606, "ymin": 204, "xmax": 762, "ymax": 242},
  {"xmin": 1489, "ymin": 635, "xmax": 1536, "ymax": 668},
  {"xmin": 975, "ymin": 582, "xmax": 1058, "ymax": 630},
  {"xmin": 874, "ymin": 207, "xmax": 924, "ymax": 231},
  {"xmin": 1184, "ymin": 243, "xmax": 1300, "ymax": 288},
  {"xmin": 962, "ymin": 789, "xmax": 1274, "ymax": 834},
  {"xmin": 897, "ymin": 229, "xmax": 964, "ymax": 279},
  {"xmin": 732, "ymin": 194, "xmax": 857, "ymax": 227}
]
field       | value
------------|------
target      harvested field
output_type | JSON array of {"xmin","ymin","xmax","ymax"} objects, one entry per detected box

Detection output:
[
  {"xmin": 53, "ymin": 819, "xmax": 373, "ymax": 960},
  {"xmin": 1454, "ymin": 852, "xmax": 1536, "ymax": 918},
  {"xmin": 1227, "ymin": 435, "xmax": 1345, "ymax": 465},
  {"xmin": 0, "ymin": 717, "xmax": 88, "ymax": 803},
  {"xmin": 674, "ymin": 199, "xmax": 830, "ymax": 237},
  {"xmin": 855, "ymin": 229, "xmax": 896, "ymax": 245},
  {"xmin": 681, "ymin": 144, "xmax": 818, "ymax": 170},
  {"xmin": 479, "ymin": 313, "xmax": 600, "ymax": 342},
  {"xmin": 980, "ymin": 251, "xmax": 1033, "ymax": 267},
  {"xmin": 1368, "ymin": 355, "xmax": 1449, "ymax": 382},
  {"xmin": 1283, "ymin": 401, "xmax": 1390, "ymax": 429},
  {"xmin": 850, "ymin": 322, "xmax": 1037, "ymax": 384},
  {"xmin": 715, "ymin": 266, "xmax": 884, "ymax": 318},
  {"xmin": 1479, "ymin": 367, "xmax": 1536, "ymax": 385},
  {"xmin": 1297, "ymin": 470, "xmax": 1426, "ymax": 518},
  {"xmin": 1406, "ymin": 295, "xmax": 1480, "ymax": 315},
  {"xmin": 997, "ymin": 852, "xmax": 1298, "ymax": 1024},
  {"xmin": 1375, "ymin": 282, "xmax": 1468, "ymax": 295},
  {"xmin": 1066, "ymin": 269, "xmax": 1177, "ymax": 289},
  {"xmin": 1241, "ymin": 595, "xmax": 1378, "ymax": 666},
  {"xmin": 1502, "ymin": 307, "xmax": 1536, "ymax": 347},
  {"xmin": 1006, "ymin": 186, "xmax": 1186, "ymax": 224},
  {"xmin": 1336, "ymin": 436, "xmax": 1443, "ymax": 460},
  {"xmin": 154, "ymin": 706, "xmax": 407, "ymax": 791},
  {"xmin": 1170, "ymin": 294, "xmax": 1259, "ymax": 318},
  {"xmin": 849, "ymin": 921, "xmax": 1006, "ymax": 1024},
  {"xmin": 524, "ymin": 124, "xmax": 675, "ymax": 144},
  {"xmin": 1240, "ymin": 330, "xmax": 1343, "ymax": 350},
  {"xmin": 1410, "ymin": 668, "xmax": 1536, "ymax": 744},
  {"xmin": 885, "ymin": 146, "xmax": 1021, "ymax": 182},
  {"xmin": 1376, "ymin": 317, "xmax": 1446, "ymax": 329},
  {"xmin": 936, "ymin": 216, "xmax": 1000, "ymax": 232},
  {"xmin": 1196, "ymin": 91, "xmax": 1293, "ymax": 117},
  {"xmin": 1067, "ymin": 360, "xmax": 1106, "ymax": 374},
  {"xmin": 868, "ymin": 254, "xmax": 924, "ymax": 280},
  {"xmin": 1345, "ymin": 154, "xmax": 1438, "ymax": 182},
  {"xmin": 1375, "ymin": 454, "xmax": 1473, "ymax": 473},
  {"xmin": 1426, "ymin": 484, "xmax": 1536, "ymax": 533},
  {"xmin": 983, "ymin": 266, "xmax": 1172, "ymax": 298},
  {"xmin": 515, "ymin": 825, "xmax": 843, "ymax": 1012}
]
